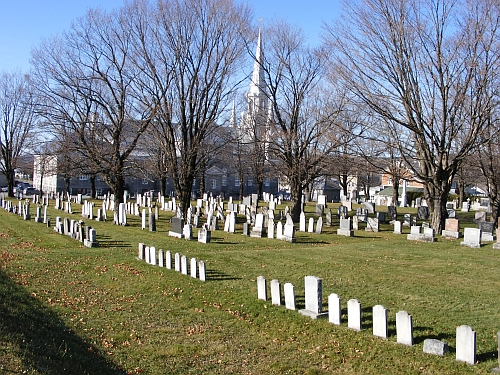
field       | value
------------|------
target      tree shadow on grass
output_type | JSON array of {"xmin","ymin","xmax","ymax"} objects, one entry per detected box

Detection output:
[
  {"xmin": 0, "ymin": 269, "xmax": 126, "ymax": 375},
  {"xmin": 96, "ymin": 235, "xmax": 131, "ymax": 248}
]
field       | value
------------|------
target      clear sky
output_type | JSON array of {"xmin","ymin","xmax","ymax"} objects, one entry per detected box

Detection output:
[{"xmin": 0, "ymin": 0, "xmax": 342, "ymax": 73}]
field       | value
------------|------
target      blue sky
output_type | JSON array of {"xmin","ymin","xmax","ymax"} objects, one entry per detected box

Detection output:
[{"xmin": 0, "ymin": 0, "xmax": 342, "ymax": 73}]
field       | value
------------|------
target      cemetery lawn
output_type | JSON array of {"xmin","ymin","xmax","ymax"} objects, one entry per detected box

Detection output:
[{"xmin": 0, "ymin": 201, "xmax": 498, "ymax": 374}]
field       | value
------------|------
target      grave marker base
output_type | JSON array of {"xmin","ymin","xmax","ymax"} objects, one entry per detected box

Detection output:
[{"xmin": 441, "ymin": 230, "xmax": 462, "ymax": 239}]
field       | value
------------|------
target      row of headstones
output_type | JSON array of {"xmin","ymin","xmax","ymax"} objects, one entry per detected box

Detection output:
[
  {"xmin": 257, "ymin": 275, "xmax": 482, "ymax": 365},
  {"xmin": 137, "ymin": 243, "xmax": 206, "ymax": 281},
  {"xmin": 53, "ymin": 216, "xmax": 98, "ymax": 248},
  {"xmin": 1, "ymin": 199, "xmax": 33, "ymax": 220}
]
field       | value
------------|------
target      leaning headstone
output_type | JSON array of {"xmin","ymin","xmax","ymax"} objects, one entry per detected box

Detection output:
[
  {"xmin": 474, "ymin": 211, "xmax": 487, "ymax": 223},
  {"xmin": 190, "ymin": 258, "xmax": 197, "ymax": 278},
  {"xmin": 456, "ymin": 325, "xmax": 476, "ymax": 365},
  {"xmin": 423, "ymin": 339, "xmax": 448, "ymax": 357},
  {"xmin": 328, "ymin": 293, "xmax": 341, "ymax": 326},
  {"xmin": 298, "ymin": 276, "xmax": 327, "ymax": 319},
  {"xmin": 271, "ymin": 279, "xmax": 281, "ymax": 306},
  {"xmin": 417, "ymin": 206, "xmax": 430, "ymax": 220},
  {"xmin": 396, "ymin": 310, "xmax": 413, "ymax": 346},
  {"xmin": 461, "ymin": 228, "xmax": 482, "ymax": 248},
  {"xmin": 284, "ymin": 283, "xmax": 295, "ymax": 310},
  {"xmin": 347, "ymin": 299, "xmax": 362, "ymax": 331},
  {"xmin": 373, "ymin": 305, "xmax": 388, "ymax": 339},
  {"xmin": 257, "ymin": 276, "xmax": 267, "ymax": 301},
  {"xmin": 363, "ymin": 202, "xmax": 375, "ymax": 214},
  {"xmin": 315, "ymin": 217, "xmax": 323, "ymax": 234},
  {"xmin": 365, "ymin": 217, "xmax": 379, "ymax": 232}
]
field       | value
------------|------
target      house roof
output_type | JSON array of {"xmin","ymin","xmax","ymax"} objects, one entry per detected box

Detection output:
[{"xmin": 377, "ymin": 186, "xmax": 424, "ymax": 196}]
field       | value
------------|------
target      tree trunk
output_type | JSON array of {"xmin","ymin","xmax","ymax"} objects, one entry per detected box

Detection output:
[
  {"xmin": 257, "ymin": 180, "xmax": 263, "ymax": 200},
  {"xmin": 6, "ymin": 169, "xmax": 15, "ymax": 198},
  {"xmin": 428, "ymin": 183, "xmax": 449, "ymax": 233},
  {"xmin": 160, "ymin": 176, "xmax": 167, "ymax": 197},
  {"xmin": 65, "ymin": 177, "xmax": 71, "ymax": 195},
  {"xmin": 290, "ymin": 176, "xmax": 303, "ymax": 223},
  {"xmin": 90, "ymin": 176, "xmax": 96, "ymax": 198},
  {"xmin": 392, "ymin": 179, "xmax": 400, "ymax": 207},
  {"xmin": 491, "ymin": 198, "xmax": 500, "ymax": 229}
]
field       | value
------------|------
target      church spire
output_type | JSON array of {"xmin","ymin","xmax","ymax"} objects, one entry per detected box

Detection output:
[{"xmin": 248, "ymin": 29, "xmax": 265, "ymax": 96}]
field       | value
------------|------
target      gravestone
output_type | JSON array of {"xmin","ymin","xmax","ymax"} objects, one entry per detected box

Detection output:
[
  {"xmin": 190, "ymin": 258, "xmax": 197, "ymax": 278},
  {"xmin": 298, "ymin": 276, "xmax": 327, "ymax": 319},
  {"xmin": 183, "ymin": 224, "xmax": 193, "ymax": 240},
  {"xmin": 393, "ymin": 221, "xmax": 402, "ymax": 234},
  {"xmin": 363, "ymin": 202, "xmax": 375, "ymax": 213},
  {"xmin": 423, "ymin": 339, "xmax": 448, "ymax": 357},
  {"xmin": 198, "ymin": 228, "xmax": 211, "ymax": 243},
  {"xmin": 276, "ymin": 222, "xmax": 283, "ymax": 240},
  {"xmin": 284, "ymin": 283, "xmax": 295, "ymax": 310},
  {"xmin": 325, "ymin": 208, "xmax": 332, "ymax": 226},
  {"xmin": 396, "ymin": 311, "xmax": 413, "ymax": 346},
  {"xmin": 315, "ymin": 217, "xmax": 323, "ymax": 234},
  {"xmin": 145, "ymin": 246, "xmax": 150, "ymax": 264},
  {"xmin": 462, "ymin": 202, "xmax": 470, "ymax": 212},
  {"xmin": 174, "ymin": 253, "xmax": 181, "ymax": 272},
  {"xmin": 169, "ymin": 217, "xmax": 184, "ymax": 238},
  {"xmin": 337, "ymin": 218, "xmax": 354, "ymax": 237},
  {"xmin": 317, "ymin": 195, "xmax": 327, "ymax": 206},
  {"xmin": 474, "ymin": 211, "xmax": 486, "ymax": 223},
  {"xmin": 328, "ymin": 293, "xmax": 341, "ymax": 325},
  {"xmin": 149, "ymin": 211, "xmax": 156, "ymax": 232},
  {"xmin": 447, "ymin": 209, "xmax": 456, "ymax": 218},
  {"xmin": 158, "ymin": 249, "xmax": 164, "ymax": 267},
  {"xmin": 315, "ymin": 204, "xmax": 324, "ymax": 216},
  {"xmin": 181, "ymin": 255, "xmax": 188, "ymax": 275},
  {"xmin": 282, "ymin": 219, "xmax": 296, "ymax": 243},
  {"xmin": 250, "ymin": 213, "xmax": 266, "ymax": 237},
  {"xmin": 337, "ymin": 205, "xmax": 348, "ymax": 219},
  {"xmin": 387, "ymin": 206, "xmax": 397, "ymax": 221},
  {"xmin": 198, "ymin": 260, "xmax": 206, "ymax": 281},
  {"xmin": 373, "ymin": 305, "xmax": 388, "ymax": 339},
  {"xmin": 417, "ymin": 206, "xmax": 430, "ymax": 220},
  {"xmin": 268, "ymin": 219, "xmax": 275, "ymax": 239},
  {"xmin": 442, "ymin": 218, "xmax": 462, "ymax": 239},
  {"xmin": 257, "ymin": 276, "xmax": 267, "ymax": 300},
  {"xmin": 356, "ymin": 208, "xmax": 368, "ymax": 222},
  {"xmin": 403, "ymin": 214, "xmax": 411, "ymax": 227},
  {"xmin": 271, "ymin": 279, "xmax": 281, "ymax": 306},
  {"xmin": 308, "ymin": 217, "xmax": 314, "ymax": 233},
  {"xmin": 348, "ymin": 299, "xmax": 362, "ymax": 331},
  {"xmin": 242, "ymin": 222, "xmax": 250, "ymax": 236},
  {"xmin": 299, "ymin": 212, "xmax": 306, "ymax": 232},
  {"xmin": 149, "ymin": 246, "xmax": 156, "ymax": 265},
  {"xmin": 138, "ymin": 243, "xmax": 145, "ymax": 260},
  {"xmin": 456, "ymin": 325, "xmax": 476, "ymax": 365},
  {"xmin": 478, "ymin": 221, "xmax": 496, "ymax": 241},
  {"xmin": 365, "ymin": 217, "xmax": 379, "ymax": 232},
  {"xmin": 461, "ymin": 228, "xmax": 482, "ymax": 248},
  {"xmin": 376, "ymin": 212, "xmax": 386, "ymax": 224},
  {"xmin": 352, "ymin": 215, "xmax": 359, "ymax": 230},
  {"xmin": 166, "ymin": 251, "xmax": 172, "ymax": 269}
]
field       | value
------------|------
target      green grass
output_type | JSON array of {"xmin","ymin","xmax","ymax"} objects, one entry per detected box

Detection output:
[{"xmin": 0, "ymin": 199, "xmax": 498, "ymax": 374}]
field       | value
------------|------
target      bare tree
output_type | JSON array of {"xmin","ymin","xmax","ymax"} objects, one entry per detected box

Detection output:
[
  {"xmin": 257, "ymin": 22, "xmax": 344, "ymax": 222},
  {"xmin": 131, "ymin": 0, "xmax": 252, "ymax": 218},
  {"xmin": 0, "ymin": 71, "xmax": 37, "ymax": 197},
  {"xmin": 324, "ymin": 0, "xmax": 500, "ymax": 232},
  {"xmin": 32, "ymin": 5, "xmax": 157, "ymax": 215}
]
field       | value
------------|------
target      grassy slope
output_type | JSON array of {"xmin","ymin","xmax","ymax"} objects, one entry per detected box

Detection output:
[{"xmin": 0, "ymin": 199, "xmax": 498, "ymax": 374}]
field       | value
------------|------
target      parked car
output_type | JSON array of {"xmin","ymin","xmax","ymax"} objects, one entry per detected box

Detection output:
[{"xmin": 23, "ymin": 187, "xmax": 39, "ymax": 196}]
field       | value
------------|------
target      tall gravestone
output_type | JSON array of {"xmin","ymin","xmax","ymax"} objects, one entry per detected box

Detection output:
[
  {"xmin": 257, "ymin": 276, "xmax": 267, "ymax": 301},
  {"xmin": 373, "ymin": 305, "xmax": 388, "ymax": 339},
  {"xmin": 284, "ymin": 283, "xmax": 295, "ymax": 310},
  {"xmin": 328, "ymin": 293, "xmax": 341, "ymax": 326},
  {"xmin": 347, "ymin": 299, "xmax": 362, "ymax": 331},
  {"xmin": 396, "ymin": 311, "xmax": 413, "ymax": 346},
  {"xmin": 298, "ymin": 276, "xmax": 327, "ymax": 319},
  {"xmin": 456, "ymin": 325, "xmax": 476, "ymax": 365}
]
